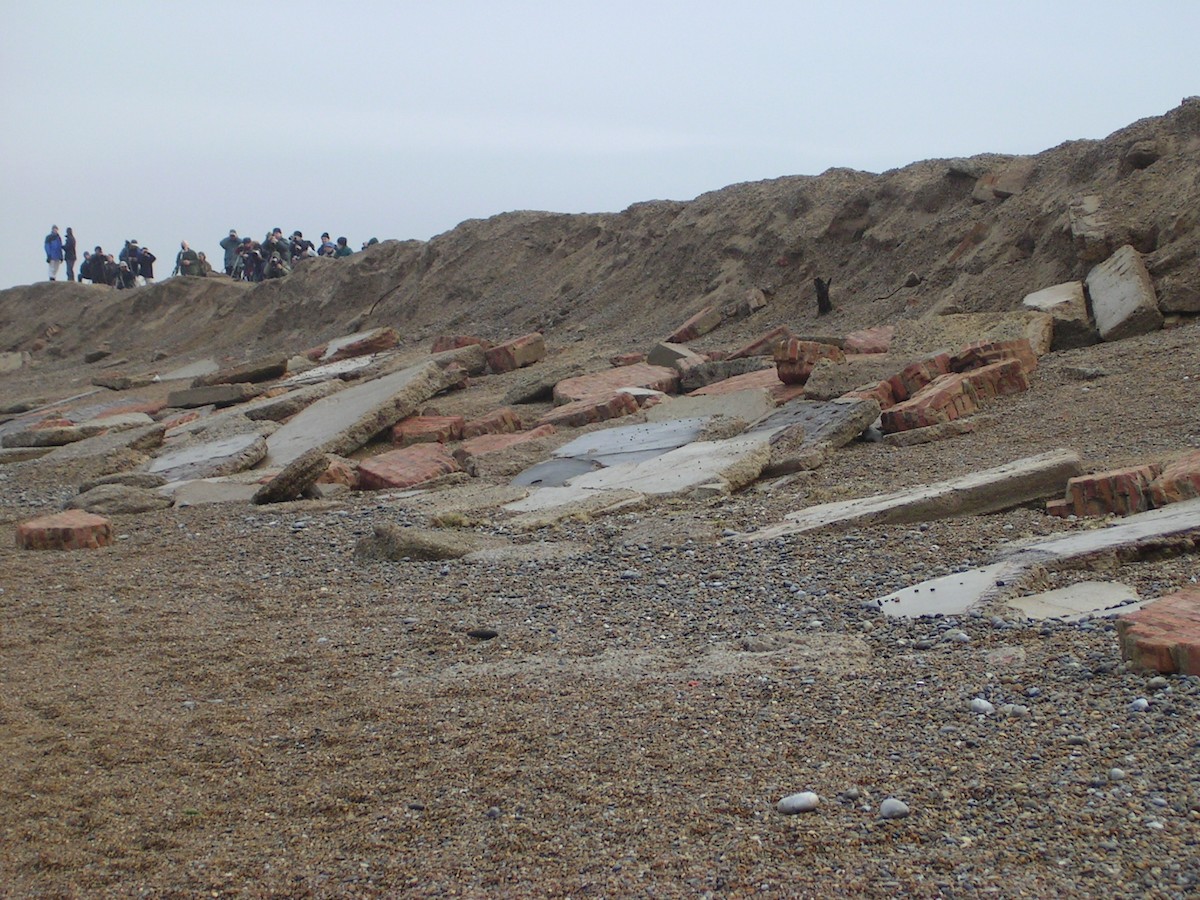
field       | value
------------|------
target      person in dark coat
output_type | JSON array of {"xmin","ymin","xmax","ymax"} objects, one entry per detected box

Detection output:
[
  {"xmin": 44, "ymin": 226, "xmax": 64, "ymax": 281},
  {"xmin": 78, "ymin": 250, "xmax": 92, "ymax": 283},
  {"xmin": 219, "ymin": 229, "xmax": 240, "ymax": 275},
  {"xmin": 63, "ymin": 228, "xmax": 78, "ymax": 281},
  {"xmin": 139, "ymin": 248, "xmax": 157, "ymax": 284},
  {"xmin": 115, "ymin": 261, "xmax": 137, "ymax": 290}
]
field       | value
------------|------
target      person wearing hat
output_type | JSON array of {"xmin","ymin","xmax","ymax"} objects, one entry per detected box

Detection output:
[
  {"xmin": 44, "ymin": 226, "xmax": 64, "ymax": 281},
  {"xmin": 219, "ymin": 229, "xmax": 241, "ymax": 276},
  {"xmin": 318, "ymin": 232, "xmax": 335, "ymax": 257},
  {"xmin": 290, "ymin": 230, "xmax": 315, "ymax": 261}
]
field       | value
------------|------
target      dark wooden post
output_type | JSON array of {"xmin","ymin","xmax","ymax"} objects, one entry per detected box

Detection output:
[{"xmin": 814, "ymin": 277, "xmax": 833, "ymax": 315}]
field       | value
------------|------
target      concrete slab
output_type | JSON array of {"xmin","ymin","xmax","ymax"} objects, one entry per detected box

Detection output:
[
  {"xmin": 1008, "ymin": 581, "xmax": 1144, "ymax": 621},
  {"xmin": 146, "ymin": 432, "xmax": 268, "ymax": 482},
  {"xmin": 320, "ymin": 327, "xmax": 399, "ymax": 363},
  {"xmin": 159, "ymin": 359, "xmax": 219, "ymax": 381},
  {"xmin": 644, "ymin": 388, "xmax": 775, "ymax": 425},
  {"xmin": 743, "ymin": 450, "xmax": 1082, "ymax": 541},
  {"xmin": 506, "ymin": 489, "xmax": 646, "ymax": 531},
  {"xmin": 1086, "ymin": 244, "xmax": 1163, "ymax": 341},
  {"xmin": 512, "ymin": 457, "xmax": 605, "ymax": 488},
  {"xmin": 553, "ymin": 416, "xmax": 716, "ymax": 467},
  {"xmin": 41, "ymin": 422, "xmax": 166, "ymax": 462},
  {"xmin": 264, "ymin": 360, "xmax": 457, "ymax": 467},
  {"xmin": 1021, "ymin": 281, "xmax": 1097, "ymax": 350},
  {"xmin": 163, "ymin": 475, "xmax": 266, "ymax": 507},
  {"xmin": 506, "ymin": 432, "xmax": 771, "ymax": 513},
  {"xmin": 166, "ymin": 383, "xmax": 263, "ymax": 409},
  {"xmin": 553, "ymin": 363, "xmax": 678, "ymax": 404},
  {"xmin": 875, "ymin": 498, "xmax": 1200, "ymax": 617},
  {"xmin": 280, "ymin": 354, "xmax": 383, "ymax": 386}
]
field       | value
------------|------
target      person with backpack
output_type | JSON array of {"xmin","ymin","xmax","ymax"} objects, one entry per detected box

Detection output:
[
  {"xmin": 63, "ymin": 228, "xmax": 78, "ymax": 281},
  {"xmin": 44, "ymin": 226, "xmax": 64, "ymax": 281}
]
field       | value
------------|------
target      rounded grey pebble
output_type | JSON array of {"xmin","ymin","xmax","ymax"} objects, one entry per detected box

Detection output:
[
  {"xmin": 777, "ymin": 791, "xmax": 820, "ymax": 814},
  {"xmin": 1109, "ymin": 768, "xmax": 1127, "ymax": 782},
  {"xmin": 1129, "ymin": 697, "xmax": 1150, "ymax": 712},
  {"xmin": 880, "ymin": 798, "xmax": 910, "ymax": 819},
  {"xmin": 969, "ymin": 698, "xmax": 995, "ymax": 715},
  {"xmin": 1147, "ymin": 676, "xmax": 1169, "ymax": 690}
]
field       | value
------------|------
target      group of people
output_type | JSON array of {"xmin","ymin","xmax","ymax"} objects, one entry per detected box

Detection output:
[
  {"xmin": 217, "ymin": 228, "xmax": 358, "ymax": 282},
  {"xmin": 42, "ymin": 225, "xmax": 372, "ymax": 287},
  {"xmin": 44, "ymin": 226, "xmax": 158, "ymax": 289}
]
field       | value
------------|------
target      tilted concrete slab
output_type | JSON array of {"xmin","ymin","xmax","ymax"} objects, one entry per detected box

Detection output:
[
  {"xmin": 280, "ymin": 354, "xmax": 383, "ymax": 386},
  {"xmin": 146, "ymin": 432, "xmax": 268, "ymax": 482},
  {"xmin": 159, "ymin": 359, "xmax": 219, "ymax": 381},
  {"xmin": 512, "ymin": 457, "xmax": 604, "ymax": 488},
  {"xmin": 1008, "ymin": 582, "xmax": 1146, "ymax": 622},
  {"xmin": 643, "ymin": 388, "xmax": 776, "ymax": 425},
  {"xmin": 552, "ymin": 416, "xmax": 717, "ymax": 467},
  {"xmin": 875, "ymin": 498, "xmax": 1200, "ymax": 618},
  {"xmin": 41, "ymin": 422, "xmax": 167, "ymax": 462},
  {"xmin": 506, "ymin": 432, "xmax": 771, "ymax": 513},
  {"xmin": 264, "ymin": 361, "xmax": 457, "ymax": 467},
  {"xmin": 742, "ymin": 450, "xmax": 1082, "ymax": 541},
  {"xmin": 1086, "ymin": 244, "xmax": 1163, "ymax": 341}
]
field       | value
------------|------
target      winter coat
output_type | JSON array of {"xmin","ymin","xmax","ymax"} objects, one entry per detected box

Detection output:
[
  {"xmin": 219, "ymin": 235, "xmax": 241, "ymax": 271},
  {"xmin": 334, "ymin": 245, "xmax": 353, "ymax": 258},
  {"xmin": 63, "ymin": 233, "xmax": 77, "ymax": 262},
  {"xmin": 176, "ymin": 248, "xmax": 200, "ymax": 276},
  {"xmin": 45, "ymin": 232, "xmax": 64, "ymax": 261},
  {"xmin": 139, "ymin": 250, "xmax": 156, "ymax": 280}
]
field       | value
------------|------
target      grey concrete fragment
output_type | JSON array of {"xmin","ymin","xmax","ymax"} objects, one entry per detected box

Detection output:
[
  {"xmin": 354, "ymin": 523, "xmax": 500, "ymax": 561},
  {"xmin": 67, "ymin": 484, "xmax": 174, "ymax": 515},
  {"xmin": 166, "ymin": 383, "xmax": 264, "ymax": 409},
  {"xmin": 644, "ymin": 388, "xmax": 775, "ymax": 425},
  {"xmin": 264, "ymin": 360, "xmax": 459, "ymax": 467},
  {"xmin": 753, "ymin": 398, "xmax": 880, "ymax": 477},
  {"xmin": 882, "ymin": 419, "xmax": 978, "ymax": 447},
  {"xmin": 166, "ymin": 478, "xmax": 262, "ymax": 507},
  {"xmin": 1069, "ymin": 194, "xmax": 1111, "ymax": 263},
  {"xmin": 0, "ymin": 351, "xmax": 30, "ymax": 374},
  {"xmin": 79, "ymin": 471, "xmax": 168, "ymax": 492},
  {"xmin": 502, "ymin": 362, "xmax": 587, "ymax": 406},
  {"xmin": 92, "ymin": 373, "xmax": 159, "ymax": 391},
  {"xmin": 1021, "ymin": 281, "xmax": 1098, "ymax": 350},
  {"xmin": 678, "ymin": 357, "xmax": 772, "ymax": 392},
  {"xmin": 191, "ymin": 354, "xmax": 289, "ymax": 387},
  {"xmin": 743, "ymin": 450, "xmax": 1083, "ymax": 541},
  {"xmin": 0, "ymin": 447, "xmax": 54, "ymax": 464},
  {"xmin": 252, "ymin": 447, "xmax": 331, "ymax": 504},
  {"xmin": 159, "ymin": 359, "xmax": 219, "ymax": 381},
  {"xmin": 2, "ymin": 424, "xmax": 106, "ymax": 448},
  {"xmin": 146, "ymin": 432, "xmax": 268, "ymax": 482},
  {"xmin": 242, "ymin": 380, "xmax": 346, "ymax": 422},
  {"xmin": 1086, "ymin": 245, "xmax": 1163, "ymax": 341},
  {"xmin": 1008, "ymin": 582, "xmax": 1145, "ymax": 622},
  {"xmin": 42, "ymin": 423, "xmax": 167, "ymax": 462},
  {"xmin": 647, "ymin": 341, "xmax": 705, "ymax": 370}
]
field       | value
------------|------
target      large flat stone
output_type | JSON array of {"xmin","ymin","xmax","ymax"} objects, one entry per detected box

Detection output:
[
  {"xmin": 1009, "ymin": 581, "xmax": 1145, "ymax": 622},
  {"xmin": 42, "ymin": 422, "xmax": 166, "ymax": 462},
  {"xmin": 166, "ymin": 383, "xmax": 263, "ymax": 409},
  {"xmin": 553, "ymin": 363, "xmax": 678, "ymax": 404},
  {"xmin": 191, "ymin": 354, "xmax": 289, "ymax": 387},
  {"xmin": 744, "ymin": 450, "xmax": 1082, "ymax": 541},
  {"xmin": 146, "ymin": 432, "xmax": 268, "ymax": 482},
  {"xmin": 1021, "ymin": 282, "xmax": 1098, "ymax": 350},
  {"xmin": 264, "ymin": 361, "xmax": 457, "ymax": 467},
  {"xmin": 1086, "ymin": 244, "xmax": 1163, "ymax": 341},
  {"xmin": 644, "ymin": 387, "xmax": 776, "ymax": 425}
]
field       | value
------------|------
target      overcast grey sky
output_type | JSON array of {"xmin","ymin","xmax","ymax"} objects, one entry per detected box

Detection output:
[{"xmin": 2, "ymin": 1, "xmax": 1196, "ymax": 289}]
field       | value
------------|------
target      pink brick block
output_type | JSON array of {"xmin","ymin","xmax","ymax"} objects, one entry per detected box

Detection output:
[
  {"xmin": 356, "ymin": 444, "xmax": 462, "ymax": 491},
  {"xmin": 485, "ymin": 333, "xmax": 546, "ymax": 373},
  {"xmin": 1065, "ymin": 464, "xmax": 1162, "ymax": 517},
  {"xmin": 687, "ymin": 367, "xmax": 806, "ymax": 405},
  {"xmin": 667, "ymin": 305, "xmax": 723, "ymax": 343},
  {"xmin": 1149, "ymin": 450, "xmax": 1200, "ymax": 507},
  {"xmin": 537, "ymin": 391, "xmax": 640, "ymax": 428},
  {"xmin": 455, "ymin": 425, "xmax": 557, "ymax": 462},
  {"xmin": 1118, "ymin": 587, "xmax": 1200, "ymax": 675},
  {"xmin": 773, "ymin": 339, "xmax": 845, "ymax": 385},
  {"xmin": 17, "ymin": 510, "xmax": 113, "ymax": 551},
  {"xmin": 843, "ymin": 325, "xmax": 894, "ymax": 355},
  {"xmin": 391, "ymin": 415, "xmax": 466, "ymax": 446},
  {"xmin": 462, "ymin": 407, "xmax": 523, "ymax": 439},
  {"xmin": 553, "ymin": 363, "xmax": 679, "ymax": 404}
]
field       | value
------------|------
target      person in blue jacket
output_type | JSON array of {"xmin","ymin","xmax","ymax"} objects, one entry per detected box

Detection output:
[{"xmin": 44, "ymin": 226, "xmax": 64, "ymax": 281}]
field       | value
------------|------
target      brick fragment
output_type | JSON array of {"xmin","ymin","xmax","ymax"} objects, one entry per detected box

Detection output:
[
  {"xmin": 1149, "ymin": 450, "xmax": 1200, "ymax": 507},
  {"xmin": 1117, "ymin": 587, "xmax": 1200, "ymax": 675},
  {"xmin": 553, "ymin": 363, "xmax": 679, "ymax": 404},
  {"xmin": 841, "ymin": 379, "xmax": 895, "ymax": 410},
  {"xmin": 17, "ymin": 510, "xmax": 113, "ymax": 551},
  {"xmin": 610, "ymin": 352, "xmax": 646, "ymax": 367},
  {"xmin": 687, "ymin": 367, "xmax": 806, "ymax": 405},
  {"xmin": 537, "ymin": 391, "xmax": 640, "ymax": 428},
  {"xmin": 773, "ymin": 339, "xmax": 845, "ymax": 385},
  {"xmin": 667, "ymin": 305, "xmax": 723, "ymax": 343},
  {"xmin": 950, "ymin": 338, "xmax": 1038, "ymax": 375},
  {"xmin": 356, "ymin": 444, "xmax": 462, "ymax": 490},
  {"xmin": 1064, "ymin": 464, "xmax": 1162, "ymax": 517},
  {"xmin": 887, "ymin": 353, "xmax": 952, "ymax": 402},
  {"xmin": 485, "ymin": 333, "xmax": 545, "ymax": 373},
  {"xmin": 729, "ymin": 325, "xmax": 792, "ymax": 360},
  {"xmin": 454, "ymin": 425, "xmax": 557, "ymax": 462},
  {"xmin": 461, "ymin": 407, "xmax": 522, "ymax": 439},
  {"xmin": 843, "ymin": 326, "xmax": 894, "ymax": 355},
  {"xmin": 391, "ymin": 415, "xmax": 466, "ymax": 446}
]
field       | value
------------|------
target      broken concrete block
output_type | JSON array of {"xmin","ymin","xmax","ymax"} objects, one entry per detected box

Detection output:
[
  {"xmin": 882, "ymin": 419, "xmax": 977, "ymax": 447},
  {"xmin": 502, "ymin": 362, "xmax": 587, "ymax": 405},
  {"xmin": 843, "ymin": 326, "xmax": 894, "ymax": 355},
  {"xmin": 191, "ymin": 354, "xmax": 289, "ymax": 388},
  {"xmin": 729, "ymin": 325, "xmax": 792, "ymax": 360},
  {"xmin": 67, "ymin": 484, "xmax": 174, "ymax": 515},
  {"xmin": 1010, "ymin": 581, "xmax": 1144, "ymax": 622},
  {"xmin": 42, "ymin": 422, "xmax": 166, "ymax": 464},
  {"xmin": 1, "ymin": 423, "xmax": 105, "ymax": 448},
  {"xmin": 647, "ymin": 341, "xmax": 705, "ymax": 371},
  {"xmin": 485, "ymin": 333, "xmax": 546, "ymax": 373},
  {"xmin": 667, "ymin": 305, "xmax": 723, "ymax": 343},
  {"xmin": 553, "ymin": 363, "xmax": 678, "ymax": 404},
  {"xmin": 355, "ymin": 523, "xmax": 498, "ymax": 562},
  {"xmin": 252, "ymin": 446, "xmax": 332, "ymax": 504},
  {"xmin": 537, "ymin": 391, "xmax": 641, "ymax": 428},
  {"xmin": 320, "ymin": 327, "xmax": 400, "ymax": 363},
  {"xmin": 17, "ymin": 510, "xmax": 114, "ymax": 550},
  {"xmin": 1063, "ymin": 464, "xmax": 1162, "ymax": 517},
  {"xmin": 146, "ymin": 432, "xmax": 269, "ymax": 482},
  {"xmin": 166, "ymin": 383, "xmax": 263, "ymax": 409},
  {"xmin": 773, "ymin": 339, "xmax": 845, "ymax": 385},
  {"xmin": 0, "ymin": 447, "xmax": 54, "ymax": 464},
  {"xmin": 678, "ymin": 357, "xmax": 771, "ymax": 393},
  {"xmin": 431, "ymin": 335, "xmax": 493, "ymax": 354},
  {"xmin": 78, "ymin": 472, "xmax": 168, "ymax": 492},
  {"xmin": 1149, "ymin": 450, "xmax": 1200, "ymax": 507},
  {"xmin": 462, "ymin": 407, "xmax": 522, "ymax": 439},
  {"xmin": 356, "ymin": 443, "xmax": 462, "ymax": 490},
  {"xmin": 1117, "ymin": 587, "xmax": 1200, "ymax": 675},
  {"xmin": 645, "ymin": 388, "xmax": 775, "ymax": 426},
  {"xmin": 242, "ymin": 380, "xmax": 346, "ymax": 422},
  {"xmin": 1086, "ymin": 244, "xmax": 1163, "ymax": 341},
  {"xmin": 265, "ymin": 361, "xmax": 459, "ymax": 467},
  {"xmin": 1021, "ymin": 282, "xmax": 1098, "ymax": 350},
  {"xmin": 1069, "ymin": 194, "xmax": 1111, "ymax": 263},
  {"xmin": 392, "ymin": 415, "xmax": 465, "ymax": 446},
  {"xmin": 745, "ymin": 450, "xmax": 1083, "ymax": 540}
]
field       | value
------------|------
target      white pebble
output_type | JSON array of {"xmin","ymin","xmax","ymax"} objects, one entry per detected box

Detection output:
[
  {"xmin": 1108, "ymin": 768, "xmax": 1126, "ymax": 782},
  {"xmin": 1128, "ymin": 697, "xmax": 1150, "ymax": 712},
  {"xmin": 969, "ymin": 698, "xmax": 995, "ymax": 715},
  {"xmin": 880, "ymin": 797, "xmax": 910, "ymax": 819},
  {"xmin": 777, "ymin": 791, "xmax": 820, "ymax": 814}
]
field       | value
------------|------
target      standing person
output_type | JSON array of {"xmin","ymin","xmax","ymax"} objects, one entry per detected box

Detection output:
[
  {"xmin": 63, "ymin": 228, "xmax": 78, "ymax": 281},
  {"xmin": 174, "ymin": 240, "xmax": 200, "ymax": 277},
  {"xmin": 139, "ymin": 247, "xmax": 157, "ymax": 284},
  {"xmin": 44, "ymin": 226, "xmax": 64, "ymax": 281},
  {"xmin": 219, "ymin": 229, "xmax": 240, "ymax": 275}
]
